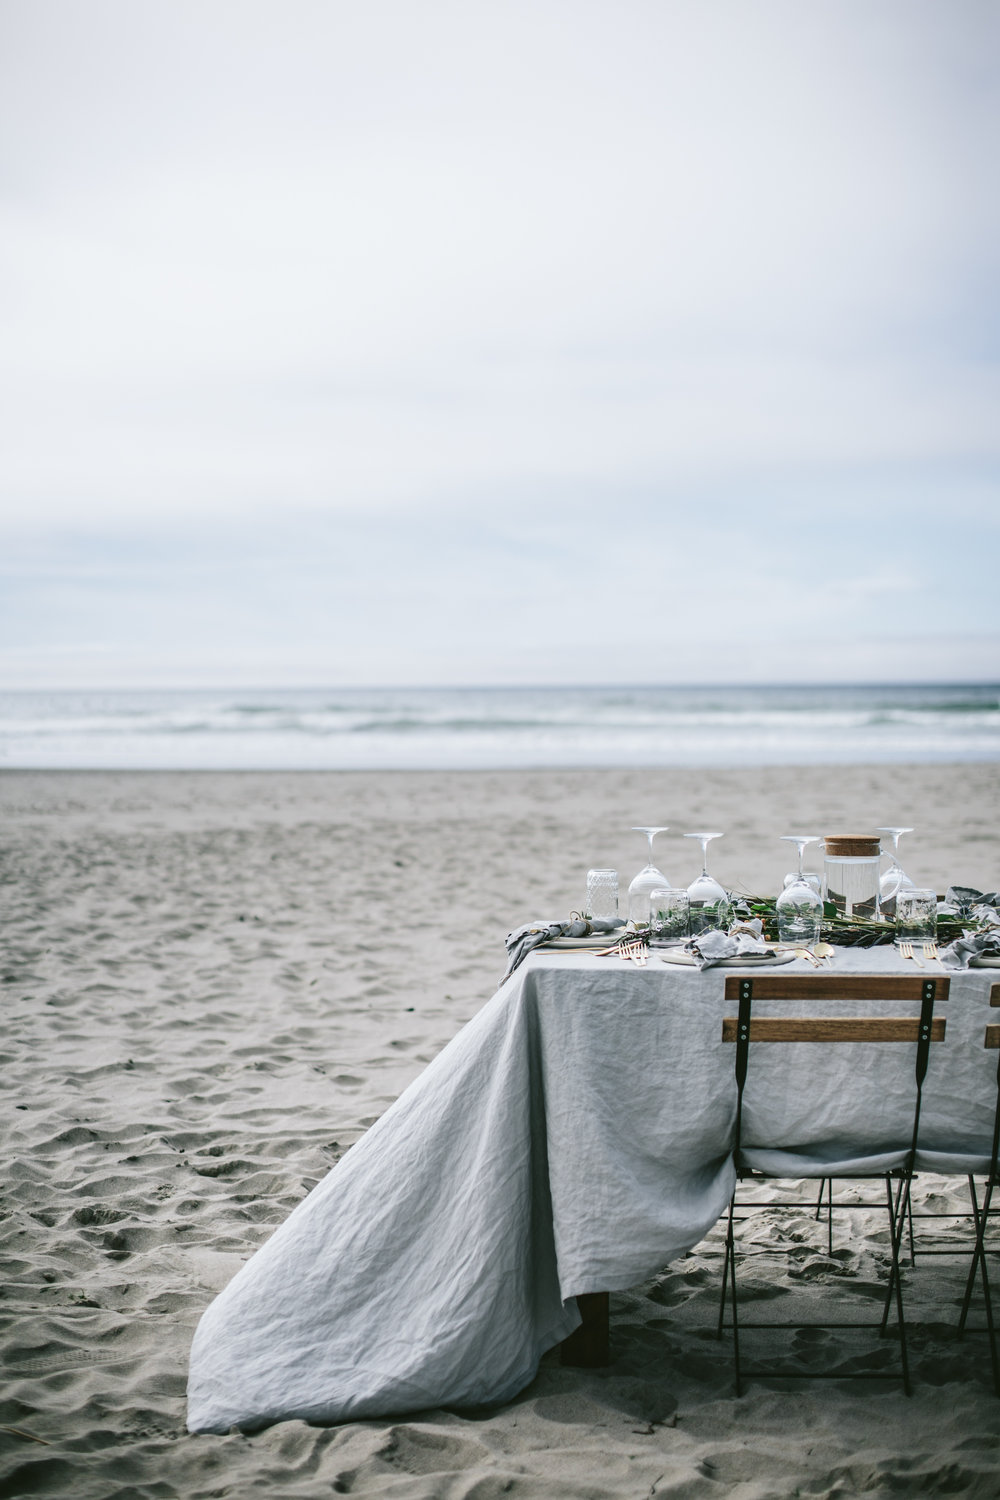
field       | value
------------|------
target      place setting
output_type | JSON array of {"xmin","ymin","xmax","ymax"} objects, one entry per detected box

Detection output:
[{"xmin": 516, "ymin": 824, "xmax": 1000, "ymax": 975}]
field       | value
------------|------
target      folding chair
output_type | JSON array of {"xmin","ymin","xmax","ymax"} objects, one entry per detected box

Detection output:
[
  {"xmin": 869, "ymin": 983, "xmax": 1000, "ymax": 1396},
  {"xmin": 956, "ymin": 1005, "xmax": 1000, "ymax": 1394},
  {"xmin": 872, "ymin": 984, "xmax": 1000, "ymax": 1276},
  {"xmin": 718, "ymin": 973, "xmax": 946, "ymax": 1396}
]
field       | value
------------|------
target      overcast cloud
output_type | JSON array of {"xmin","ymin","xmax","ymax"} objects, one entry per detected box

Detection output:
[{"xmin": 1, "ymin": 0, "xmax": 998, "ymax": 685}]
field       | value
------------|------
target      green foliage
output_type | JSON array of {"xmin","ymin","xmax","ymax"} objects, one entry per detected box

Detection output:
[{"xmin": 738, "ymin": 897, "xmax": 974, "ymax": 949}]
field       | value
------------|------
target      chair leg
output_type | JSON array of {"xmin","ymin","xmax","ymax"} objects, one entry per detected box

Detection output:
[
  {"xmin": 906, "ymin": 1182, "xmax": 916, "ymax": 1264},
  {"xmin": 958, "ymin": 1177, "xmax": 982, "ymax": 1337},
  {"xmin": 716, "ymin": 1226, "xmax": 730, "ymax": 1340},
  {"xmin": 722, "ymin": 1173, "xmax": 914, "ymax": 1395},
  {"xmin": 881, "ymin": 1176, "xmax": 900, "ymax": 1333},
  {"xmin": 982, "ymin": 1250, "xmax": 999, "ymax": 1396},
  {"xmin": 877, "ymin": 1175, "xmax": 913, "ymax": 1390},
  {"xmin": 730, "ymin": 1203, "xmax": 743, "ymax": 1398},
  {"xmin": 889, "ymin": 1173, "xmax": 913, "ymax": 1262},
  {"xmin": 812, "ymin": 1177, "xmax": 834, "ymax": 1254},
  {"xmin": 893, "ymin": 1170, "xmax": 917, "ymax": 1392},
  {"xmin": 881, "ymin": 1173, "xmax": 916, "ymax": 1330},
  {"xmin": 718, "ymin": 1194, "xmax": 743, "ymax": 1395},
  {"xmin": 958, "ymin": 1177, "xmax": 999, "ymax": 1396}
]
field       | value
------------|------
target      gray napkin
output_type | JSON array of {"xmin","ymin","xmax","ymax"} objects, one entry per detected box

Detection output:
[
  {"xmin": 729, "ymin": 917, "xmax": 766, "ymax": 941},
  {"xmin": 682, "ymin": 928, "xmax": 773, "ymax": 971},
  {"xmin": 502, "ymin": 917, "xmax": 624, "ymax": 983},
  {"xmin": 939, "ymin": 930, "xmax": 1000, "ymax": 970},
  {"xmin": 945, "ymin": 886, "xmax": 999, "ymax": 913},
  {"xmin": 938, "ymin": 887, "xmax": 1000, "ymax": 927}
]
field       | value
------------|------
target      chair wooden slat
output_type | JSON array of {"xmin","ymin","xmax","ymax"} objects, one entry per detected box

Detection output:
[
  {"xmin": 990, "ymin": 983, "xmax": 1000, "ymax": 1008},
  {"xmin": 722, "ymin": 1016, "xmax": 947, "ymax": 1044},
  {"xmin": 723, "ymin": 974, "xmax": 950, "ymax": 1003},
  {"xmin": 986, "ymin": 1023, "xmax": 1000, "ymax": 1050}
]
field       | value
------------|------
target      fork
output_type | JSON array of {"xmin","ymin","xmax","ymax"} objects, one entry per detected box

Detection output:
[
  {"xmin": 614, "ymin": 942, "xmax": 653, "ymax": 966},
  {"xmin": 793, "ymin": 947, "xmax": 822, "ymax": 968},
  {"xmin": 596, "ymin": 939, "xmax": 638, "ymax": 960},
  {"xmin": 620, "ymin": 939, "xmax": 648, "ymax": 967},
  {"xmin": 899, "ymin": 941, "xmax": 925, "ymax": 968},
  {"xmin": 922, "ymin": 941, "xmax": 940, "ymax": 962}
]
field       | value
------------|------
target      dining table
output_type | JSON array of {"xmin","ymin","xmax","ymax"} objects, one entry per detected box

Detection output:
[{"xmin": 186, "ymin": 945, "xmax": 999, "ymax": 1434}]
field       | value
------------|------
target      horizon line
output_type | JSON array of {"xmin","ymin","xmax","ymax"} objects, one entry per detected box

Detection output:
[{"xmin": 1, "ymin": 678, "xmax": 999, "ymax": 693}]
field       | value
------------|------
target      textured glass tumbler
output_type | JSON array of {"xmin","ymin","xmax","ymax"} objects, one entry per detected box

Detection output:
[
  {"xmin": 894, "ymin": 887, "xmax": 937, "ymax": 944},
  {"xmin": 649, "ymin": 887, "xmax": 689, "ymax": 945},
  {"xmin": 585, "ymin": 868, "xmax": 619, "ymax": 921}
]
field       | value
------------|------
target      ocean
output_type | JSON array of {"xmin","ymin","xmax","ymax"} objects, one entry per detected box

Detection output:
[{"xmin": 1, "ymin": 684, "xmax": 997, "ymax": 770}]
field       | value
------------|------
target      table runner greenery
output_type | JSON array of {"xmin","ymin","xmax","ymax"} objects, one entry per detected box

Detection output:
[{"xmin": 733, "ymin": 887, "xmax": 998, "ymax": 947}]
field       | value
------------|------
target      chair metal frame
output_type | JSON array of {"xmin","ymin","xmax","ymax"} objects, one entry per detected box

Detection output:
[
  {"xmin": 821, "ymin": 986, "xmax": 1000, "ymax": 1276},
  {"xmin": 955, "ymin": 1003, "xmax": 1000, "ymax": 1394},
  {"xmin": 718, "ymin": 973, "xmax": 946, "ymax": 1396},
  {"xmin": 871, "ymin": 986, "xmax": 999, "ymax": 1394}
]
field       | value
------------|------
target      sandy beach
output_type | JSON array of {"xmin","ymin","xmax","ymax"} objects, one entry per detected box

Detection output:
[{"xmin": 2, "ymin": 763, "xmax": 999, "ymax": 1499}]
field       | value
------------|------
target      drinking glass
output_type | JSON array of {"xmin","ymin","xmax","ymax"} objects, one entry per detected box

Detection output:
[
  {"xmin": 782, "ymin": 870, "xmax": 823, "ymax": 895},
  {"xmin": 648, "ymin": 886, "xmax": 689, "ymax": 946},
  {"xmin": 585, "ymin": 868, "xmax": 619, "ymax": 921},
  {"xmin": 627, "ymin": 826, "xmax": 670, "ymax": 925},
  {"xmin": 877, "ymin": 827, "xmax": 915, "ymax": 918},
  {"xmin": 684, "ymin": 831, "xmax": 731, "ymax": 934},
  {"xmin": 894, "ymin": 887, "xmax": 937, "ymax": 945},
  {"xmin": 776, "ymin": 834, "xmax": 824, "ymax": 946}
]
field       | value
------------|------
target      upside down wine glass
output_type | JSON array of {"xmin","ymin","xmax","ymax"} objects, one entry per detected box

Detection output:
[
  {"xmin": 627, "ymin": 826, "xmax": 671, "ymax": 925},
  {"xmin": 877, "ymin": 827, "xmax": 915, "ymax": 918},
  {"xmin": 776, "ymin": 834, "xmax": 824, "ymax": 945},
  {"xmin": 684, "ymin": 831, "xmax": 731, "ymax": 934}
]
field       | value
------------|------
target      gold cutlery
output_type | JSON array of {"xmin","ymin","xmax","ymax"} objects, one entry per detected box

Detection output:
[
  {"xmin": 899, "ymin": 941, "xmax": 924, "ymax": 967},
  {"xmin": 923, "ymin": 941, "xmax": 940, "ymax": 962},
  {"xmin": 596, "ymin": 938, "xmax": 648, "ymax": 964},
  {"xmin": 772, "ymin": 943, "xmax": 828, "ymax": 966},
  {"xmin": 791, "ymin": 946, "xmax": 822, "ymax": 967},
  {"xmin": 621, "ymin": 939, "xmax": 648, "ymax": 966}
]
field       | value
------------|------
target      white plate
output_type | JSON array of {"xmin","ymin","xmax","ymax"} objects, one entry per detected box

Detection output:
[
  {"xmin": 970, "ymin": 955, "xmax": 1000, "ymax": 967},
  {"xmin": 659, "ymin": 949, "xmax": 797, "ymax": 967}
]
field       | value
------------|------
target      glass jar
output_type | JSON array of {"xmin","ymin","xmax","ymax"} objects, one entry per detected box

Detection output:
[
  {"xmin": 894, "ymin": 887, "xmax": 937, "ymax": 944},
  {"xmin": 823, "ymin": 835, "xmax": 882, "ymax": 919}
]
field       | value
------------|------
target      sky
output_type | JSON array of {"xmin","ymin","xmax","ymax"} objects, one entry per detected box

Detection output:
[{"xmin": 1, "ymin": 0, "xmax": 998, "ymax": 688}]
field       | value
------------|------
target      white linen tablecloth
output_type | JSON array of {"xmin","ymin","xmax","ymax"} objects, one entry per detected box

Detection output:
[{"xmin": 186, "ymin": 949, "xmax": 997, "ymax": 1432}]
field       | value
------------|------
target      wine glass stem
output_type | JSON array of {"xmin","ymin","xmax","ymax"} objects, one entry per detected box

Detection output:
[{"xmin": 797, "ymin": 843, "xmax": 805, "ymax": 880}]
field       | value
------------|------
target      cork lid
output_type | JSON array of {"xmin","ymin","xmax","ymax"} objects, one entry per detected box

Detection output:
[{"xmin": 824, "ymin": 834, "xmax": 881, "ymax": 857}]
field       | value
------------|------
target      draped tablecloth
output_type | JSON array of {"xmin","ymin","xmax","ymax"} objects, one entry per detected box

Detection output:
[{"xmin": 186, "ymin": 948, "xmax": 997, "ymax": 1433}]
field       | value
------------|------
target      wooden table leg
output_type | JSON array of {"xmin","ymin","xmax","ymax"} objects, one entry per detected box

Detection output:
[{"xmin": 559, "ymin": 1291, "xmax": 610, "ymax": 1367}]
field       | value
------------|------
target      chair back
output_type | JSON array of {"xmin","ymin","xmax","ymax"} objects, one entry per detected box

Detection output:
[{"xmin": 722, "ymin": 974, "xmax": 948, "ymax": 1169}]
